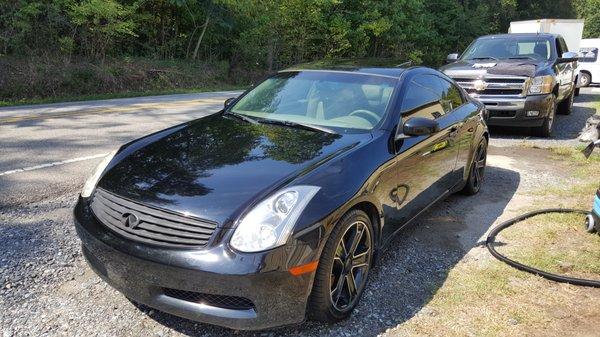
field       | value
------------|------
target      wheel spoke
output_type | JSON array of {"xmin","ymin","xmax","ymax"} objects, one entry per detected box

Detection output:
[
  {"xmin": 331, "ymin": 269, "xmax": 346, "ymax": 305},
  {"xmin": 348, "ymin": 224, "xmax": 364, "ymax": 256},
  {"xmin": 335, "ymin": 240, "xmax": 347, "ymax": 260},
  {"xmin": 352, "ymin": 250, "xmax": 369, "ymax": 268},
  {"xmin": 345, "ymin": 273, "xmax": 357, "ymax": 299}
]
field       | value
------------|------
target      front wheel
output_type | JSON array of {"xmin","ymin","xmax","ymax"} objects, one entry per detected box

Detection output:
[
  {"xmin": 308, "ymin": 209, "xmax": 374, "ymax": 322},
  {"xmin": 557, "ymin": 88, "xmax": 574, "ymax": 115},
  {"xmin": 461, "ymin": 137, "xmax": 487, "ymax": 196},
  {"xmin": 533, "ymin": 95, "xmax": 556, "ymax": 137}
]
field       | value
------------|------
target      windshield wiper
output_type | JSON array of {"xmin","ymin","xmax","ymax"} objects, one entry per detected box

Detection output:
[
  {"xmin": 468, "ymin": 56, "xmax": 499, "ymax": 61},
  {"xmin": 259, "ymin": 119, "xmax": 337, "ymax": 134},
  {"xmin": 223, "ymin": 111, "xmax": 259, "ymax": 124},
  {"xmin": 507, "ymin": 56, "xmax": 536, "ymax": 60}
]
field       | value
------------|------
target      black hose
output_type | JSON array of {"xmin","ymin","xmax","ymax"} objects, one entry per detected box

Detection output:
[{"xmin": 486, "ymin": 208, "xmax": 600, "ymax": 288}]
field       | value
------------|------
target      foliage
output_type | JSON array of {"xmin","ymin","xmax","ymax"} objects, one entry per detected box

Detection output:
[{"xmin": 0, "ymin": 0, "xmax": 598, "ymax": 101}]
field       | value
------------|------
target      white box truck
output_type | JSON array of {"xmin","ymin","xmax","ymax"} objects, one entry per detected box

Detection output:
[
  {"xmin": 578, "ymin": 39, "xmax": 600, "ymax": 86},
  {"xmin": 509, "ymin": 19, "xmax": 585, "ymax": 52}
]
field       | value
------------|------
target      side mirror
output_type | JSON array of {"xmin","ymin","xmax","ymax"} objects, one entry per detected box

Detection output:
[
  {"xmin": 224, "ymin": 97, "xmax": 236, "ymax": 109},
  {"xmin": 557, "ymin": 51, "xmax": 578, "ymax": 63},
  {"xmin": 400, "ymin": 117, "xmax": 440, "ymax": 138},
  {"xmin": 446, "ymin": 53, "xmax": 459, "ymax": 63}
]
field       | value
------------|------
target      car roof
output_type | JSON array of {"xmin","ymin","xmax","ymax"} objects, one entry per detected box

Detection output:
[
  {"xmin": 477, "ymin": 33, "xmax": 558, "ymax": 39},
  {"xmin": 283, "ymin": 58, "xmax": 407, "ymax": 78}
]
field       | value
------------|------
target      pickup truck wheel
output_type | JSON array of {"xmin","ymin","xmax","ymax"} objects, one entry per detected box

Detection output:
[
  {"xmin": 533, "ymin": 95, "xmax": 556, "ymax": 137},
  {"xmin": 557, "ymin": 89, "xmax": 574, "ymax": 115},
  {"xmin": 579, "ymin": 72, "xmax": 591, "ymax": 87}
]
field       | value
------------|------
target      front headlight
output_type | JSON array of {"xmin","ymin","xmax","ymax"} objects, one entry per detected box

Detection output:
[
  {"xmin": 527, "ymin": 75, "xmax": 554, "ymax": 95},
  {"xmin": 81, "ymin": 150, "xmax": 117, "ymax": 198},
  {"xmin": 230, "ymin": 185, "xmax": 320, "ymax": 252}
]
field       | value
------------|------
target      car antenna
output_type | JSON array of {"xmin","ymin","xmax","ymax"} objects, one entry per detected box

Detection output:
[{"xmin": 396, "ymin": 60, "xmax": 413, "ymax": 68}]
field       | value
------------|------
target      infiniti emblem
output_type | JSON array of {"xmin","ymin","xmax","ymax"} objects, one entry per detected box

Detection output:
[{"xmin": 122, "ymin": 212, "xmax": 140, "ymax": 229}]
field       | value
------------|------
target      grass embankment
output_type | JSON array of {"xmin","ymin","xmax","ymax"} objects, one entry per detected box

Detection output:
[
  {"xmin": 387, "ymin": 147, "xmax": 600, "ymax": 337},
  {"xmin": 0, "ymin": 57, "xmax": 255, "ymax": 106}
]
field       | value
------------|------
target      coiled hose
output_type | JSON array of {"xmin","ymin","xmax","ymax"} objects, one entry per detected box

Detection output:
[{"xmin": 486, "ymin": 208, "xmax": 600, "ymax": 288}]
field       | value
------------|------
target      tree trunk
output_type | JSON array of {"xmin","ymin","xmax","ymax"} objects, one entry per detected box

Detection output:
[{"xmin": 192, "ymin": 15, "xmax": 210, "ymax": 60}]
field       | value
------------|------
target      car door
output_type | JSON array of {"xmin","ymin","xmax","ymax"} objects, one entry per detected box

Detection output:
[
  {"xmin": 381, "ymin": 73, "xmax": 461, "ymax": 240},
  {"xmin": 436, "ymin": 76, "xmax": 479, "ymax": 181},
  {"xmin": 554, "ymin": 37, "xmax": 576, "ymax": 100}
]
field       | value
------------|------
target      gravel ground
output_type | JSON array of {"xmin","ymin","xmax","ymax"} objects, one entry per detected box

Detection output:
[
  {"xmin": 0, "ymin": 88, "xmax": 598, "ymax": 337},
  {"xmin": 0, "ymin": 146, "xmax": 529, "ymax": 337}
]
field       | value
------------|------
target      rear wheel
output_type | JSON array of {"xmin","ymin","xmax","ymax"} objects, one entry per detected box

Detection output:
[
  {"xmin": 580, "ymin": 72, "xmax": 591, "ymax": 87},
  {"xmin": 461, "ymin": 138, "xmax": 487, "ymax": 196},
  {"xmin": 308, "ymin": 209, "xmax": 374, "ymax": 322},
  {"xmin": 533, "ymin": 95, "xmax": 556, "ymax": 137}
]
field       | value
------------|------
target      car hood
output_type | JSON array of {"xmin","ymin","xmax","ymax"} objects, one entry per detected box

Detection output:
[
  {"xmin": 97, "ymin": 113, "xmax": 364, "ymax": 225},
  {"xmin": 440, "ymin": 59, "xmax": 551, "ymax": 78}
]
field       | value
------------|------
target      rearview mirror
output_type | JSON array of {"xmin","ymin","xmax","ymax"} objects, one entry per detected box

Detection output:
[
  {"xmin": 557, "ymin": 51, "xmax": 578, "ymax": 63},
  {"xmin": 401, "ymin": 117, "xmax": 440, "ymax": 137},
  {"xmin": 446, "ymin": 53, "xmax": 459, "ymax": 63},
  {"xmin": 224, "ymin": 97, "xmax": 236, "ymax": 109}
]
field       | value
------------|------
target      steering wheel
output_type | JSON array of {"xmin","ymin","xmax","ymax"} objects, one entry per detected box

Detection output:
[{"xmin": 349, "ymin": 109, "xmax": 380, "ymax": 125}]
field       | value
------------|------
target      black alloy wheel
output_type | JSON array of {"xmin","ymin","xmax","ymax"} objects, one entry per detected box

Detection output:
[
  {"xmin": 329, "ymin": 220, "xmax": 372, "ymax": 311},
  {"xmin": 461, "ymin": 138, "xmax": 487, "ymax": 195},
  {"xmin": 308, "ymin": 209, "xmax": 374, "ymax": 322}
]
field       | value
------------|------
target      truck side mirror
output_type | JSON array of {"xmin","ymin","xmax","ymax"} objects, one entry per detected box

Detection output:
[
  {"xmin": 446, "ymin": 53, "xmax": 459, "ymax": 63},
  {"xmin": 557, "ymin": 51, "xmax": 578, "ymax": 63}
]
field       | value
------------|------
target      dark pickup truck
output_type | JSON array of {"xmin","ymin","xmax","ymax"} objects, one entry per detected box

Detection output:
[{"xmin": 440, "ymin": 33, "xmax": 578, "ymax": 137}]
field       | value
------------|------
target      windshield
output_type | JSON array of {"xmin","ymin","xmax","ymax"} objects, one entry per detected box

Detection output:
[
  {"xmin": 461, "ymin": 37, "xmax": 554, "ymax": 61},
  {"xmin": 230, "ymin": 71, "xmax": 397, "ymax": 132}
]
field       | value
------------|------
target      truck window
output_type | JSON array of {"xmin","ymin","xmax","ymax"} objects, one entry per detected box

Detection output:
[{"xmin": 579, "ymin": 48, "xmax": 598, "ymax": 63}]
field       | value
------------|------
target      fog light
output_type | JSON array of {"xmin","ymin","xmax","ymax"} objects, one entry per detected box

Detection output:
[{"xmin": 526, "ymin": 110, "xmax": 540, "ymax": 117}]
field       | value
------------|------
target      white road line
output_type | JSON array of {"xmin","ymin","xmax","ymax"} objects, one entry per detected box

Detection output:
[
  {"xmin": 0, "ymin": 153, "xmax": 108, "ymax": 177},
  {"xmin": 592, "ymin": 87, "xmax": 600, "ymax": 93}
]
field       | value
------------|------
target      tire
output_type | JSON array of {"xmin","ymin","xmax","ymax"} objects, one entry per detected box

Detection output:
[
  {"xmin": 533, "ymin": 95, "xmax": 556, "ymax": 137},
  {"xmin": 308, "ymin": 209, "xmax": 374, "ymax": 323},
  {"xmin": 460, "ymin": 137, "xmax": 487, "ymax": 196},
  {"xmin": 580, "ymin": 72, "xmax": 591, "ymax": 87},
  {"xmin": 585, "ymin": 214, "xmax": 597, "ymax": 234},
  {"xmin": 557, "ymin": 88, "xmax": 574, "ymax": 115}
]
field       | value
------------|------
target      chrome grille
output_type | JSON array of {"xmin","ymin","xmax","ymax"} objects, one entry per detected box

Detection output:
[
  {"xmin": 454, "ymin": 76, "xmax": 528, "ymax": 97},
  {"xmin": 90, "ymin": 188, "xmax": 217, "ymax": 247}
]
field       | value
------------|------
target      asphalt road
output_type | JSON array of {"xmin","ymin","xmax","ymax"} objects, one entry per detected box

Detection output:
[{"xmin": 0, "ymin": 87, "xmax": 598, "ymax": 336}]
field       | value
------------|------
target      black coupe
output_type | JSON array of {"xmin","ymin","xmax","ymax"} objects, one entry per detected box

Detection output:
[{"xmin": 74, "ymin": 61, "xmax": 488, "ymax": 330}]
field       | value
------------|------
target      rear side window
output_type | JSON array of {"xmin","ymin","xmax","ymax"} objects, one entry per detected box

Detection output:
[
  {"xmin": 438, "ymin": 78, "xmax": 465, "ymax": 113},
  {"xmin": 400, "ymin": 75, "xmax": 444, "ymax": 120}
]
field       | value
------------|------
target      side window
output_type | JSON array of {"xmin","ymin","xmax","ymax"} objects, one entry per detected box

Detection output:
[
  {"xmin": 400, "ymin": 75, "xmax": 444, "ymax": 120},
  {"xmin": 556, "ymin": 38, "xmax": 569, "ymax": 56},
  {"xmin": 438, "ymin": 78, "xmax": 465, "ymax": 113}
]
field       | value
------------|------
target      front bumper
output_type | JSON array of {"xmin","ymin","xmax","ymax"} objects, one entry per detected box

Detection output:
[
  {"xmin": 477, "ymin": 94, "xmax": 553, "ymax": 128},
  {"xmin": 74, "ymin": 198, "xmax": 317, "ymax": 330}
]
